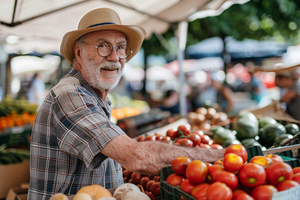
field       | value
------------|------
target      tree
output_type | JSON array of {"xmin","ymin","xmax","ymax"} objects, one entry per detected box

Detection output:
[{"xmin": 142, "ymin": 0, "xmax": 300, "ymax": 58}]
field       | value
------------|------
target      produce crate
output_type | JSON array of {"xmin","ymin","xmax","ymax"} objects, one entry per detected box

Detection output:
[
  {"xmin": 159, "ymin": 145, "xmax": 300, "ymax": 200},
  {"xmin": 160, "ymin": 166, "xmax": 181, "ymax": 200}
]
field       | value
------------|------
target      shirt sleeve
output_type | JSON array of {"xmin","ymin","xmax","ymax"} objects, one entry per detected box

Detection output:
[{"xmin": 52, "ymin": 86, "xmax": 125, "ymax": 169}]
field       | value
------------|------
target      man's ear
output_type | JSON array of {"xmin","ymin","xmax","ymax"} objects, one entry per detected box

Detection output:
[{"xmin": 73, "ymin": 43, "xmax": 83, "ymax": 65}]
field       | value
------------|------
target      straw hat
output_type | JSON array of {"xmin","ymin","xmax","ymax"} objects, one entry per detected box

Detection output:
[{"xmin": 60, "ymin": 8, "xmax": 146, "ymax": 63}]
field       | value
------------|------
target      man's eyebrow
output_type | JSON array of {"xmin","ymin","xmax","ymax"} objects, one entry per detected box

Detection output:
[{"xmin": 96, "ymin": 38, "xmax": 127, "ymax": 45}]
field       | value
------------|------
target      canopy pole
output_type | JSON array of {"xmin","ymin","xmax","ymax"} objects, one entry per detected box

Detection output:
[{"xmin": 177, "ymin": 21, "xmax": 188, "ymax": 116}]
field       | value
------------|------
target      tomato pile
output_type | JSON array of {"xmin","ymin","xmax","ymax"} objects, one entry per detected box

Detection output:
[
  {"xmin": 166, "ymin": 144, "xmax": 300, "ymax": 200},
  {"xmin": 136, "ymin": 123, "xmax": 224, "ymax": 150},
  {"xmin": 122, "ymin": 167, "xmax": 161, "ymax": 199}
]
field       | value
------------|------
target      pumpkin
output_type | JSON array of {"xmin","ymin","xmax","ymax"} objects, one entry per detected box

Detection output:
[{"xmin": 76, "ymin": 185, "xmax": 112, "ymax": 199}]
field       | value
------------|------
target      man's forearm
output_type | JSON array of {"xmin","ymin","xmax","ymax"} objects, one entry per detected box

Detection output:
[{"xmin": 134, "ymin": 141, "xmax": 225, "ymax": 175}]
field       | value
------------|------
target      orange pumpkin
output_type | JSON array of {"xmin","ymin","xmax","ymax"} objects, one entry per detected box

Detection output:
[{"xmin": 76, "ymin": 185, "xmax": 112, "ymax": 199}]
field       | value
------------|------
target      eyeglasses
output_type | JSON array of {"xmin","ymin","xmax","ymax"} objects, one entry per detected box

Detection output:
[{"xmin": 82, "ymin": 41, "xmax": 132, "ymax": 59}]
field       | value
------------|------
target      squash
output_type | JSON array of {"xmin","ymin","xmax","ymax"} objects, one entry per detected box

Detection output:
[
  {"xmin": 241, "ymin": 138, "xmax": 261, "ymax": 148},
  {"xmin": 50, "ymin": 193, "xmax": 69, "ymax": 200},
  {"xmin": 73, "ymin": 193, "xmax": 92, "ymax": 200},
  {"xmin": 76, "ymin": 185, "xmax": 112, "ymax": 199},
  {"xmin": 285, "ymin": 123, "xmax": 299, "ymax": 135},
  {"xmin": 213, "ymin": 129, "xmax": 236, "ymax": 145},
  {"xmin": 261, "ymin": 123, "xmax": 286, "ymax": 148}
]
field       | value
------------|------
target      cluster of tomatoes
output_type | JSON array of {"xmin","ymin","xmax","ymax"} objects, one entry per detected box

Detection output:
[
  {"xmin": 166, "ymin": 124, "xmax": 223, "ymax": 149},
  {"xmin": 136, "ymin": 123, "xmax": 224, "ymax": 149},
  {"xmin": 122, "ymin": 168, "xmax": 161, "ymax": 200},
  {"xmin": 166, "ymin": 144, "xmax": 300, "ymax": 200}
]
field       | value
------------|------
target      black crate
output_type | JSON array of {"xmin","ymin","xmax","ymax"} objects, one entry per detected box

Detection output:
[
  {"xmin": 160, "ymin": 166, "xmax": 181, "ymax": 200},
  {"xmin": 159, "ymin": 146, "xmax": 300, "ymax": 200}
]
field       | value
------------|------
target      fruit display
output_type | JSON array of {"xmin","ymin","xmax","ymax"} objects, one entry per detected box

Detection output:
[
  {"xmin": 165, "ymin": 144, "xmax": 300, "ymax": 200},
  {"xmin": 0, "ymin": 96, "xmax": 38, "ymax": 132},
  {"xmin": 108, "ymin": 94, "xmax": 150, "ymax": 121}
]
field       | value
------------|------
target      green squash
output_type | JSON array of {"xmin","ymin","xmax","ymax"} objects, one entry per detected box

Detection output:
[
  {"xmin": 258, "ymin": 117, "xmax": 277, "ymax": 129},
  {"xmin": 241, "ymin": 138, "xmax": 261, "ymax": 148},
  {"xmin": 261, "ymin": 123, "xmax": 286, "ymax": 148},
  {"xmin": 285, "ymin": 124, "xmax": 299, "ymax": 135},
  {"xmin": 273, "ymin": 134, "xmax": 293, "ymax": 147}
]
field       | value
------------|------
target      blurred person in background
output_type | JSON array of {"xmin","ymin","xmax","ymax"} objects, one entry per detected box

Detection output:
[
  {"xmin": 27, "ymin": 72, "xmax": 46, "ymax": 107},
  {"xmin": 159, "ymin": 89, "xmax": 180, "ymax": 114},
  {"xmin": 246, "ymin": 62, "xmax": 270, "ymax": 107},
  {"xmin": 192, "ymin": 70, "xmax": 234, "ymax": 113},
  {"xmin": 275, "ymin": 70, "xmax": 300, "ymax": 120}
]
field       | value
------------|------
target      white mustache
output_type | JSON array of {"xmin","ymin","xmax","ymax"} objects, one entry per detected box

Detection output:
[{"xmin": 99, "ymin": 61, "xmax": 121, "ymax": 70}]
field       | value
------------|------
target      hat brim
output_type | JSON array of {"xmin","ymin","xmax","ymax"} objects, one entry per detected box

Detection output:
[{"xmin": 60, "ymin": 24, "xmax": 146, "ymax": 63}]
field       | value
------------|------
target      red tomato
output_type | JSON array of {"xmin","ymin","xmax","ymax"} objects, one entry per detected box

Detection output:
[
  {"xmin": 166, "ymin": 173, "xmax": 185, "ymax": 186},
  {"xmin": 214, "ymin": 158, "xmax": 223, "ymax": 165},
  {"xmin": 223, "ymin": 153, "xmax": 244, "ymax": 172},
  {"xmin": 166, "ymin": 128, "xmax": 179, "ymax": 140},
  {"xmin": 205, "ymin": 163, "xmax": 212, "ymax": 168},
  {"xmin": 210, "ymin": 144, "xmax": 223, "ymax": 149},
  {"xmin": 292, "ymin": 173, "xmax": 300, "ymax": 184},
  {"xmin": 238, "ymin": 163, "xmax": 266, "ymax": 188},
  {"xmin": 265, "ymin": 162, "xmax": 293, "ymax": 186},
  {"xmin": 150, "ymin": 182, "xmax": 160, "ymax": 197},
  {"xmin": 206, "ymin": 182, "xmax": 233, "ymax": 200},
  {"xmin": 155, "ymin": 134, "xmax": 163, "ymax": 141},
  {"xmin": 180, "ymin": 179, "xmax": 195, "ymax": 194},
  {"xmin": 277, "ymin": 180, "xmax": 299, "ymax": 191},
  {"xmin": 249, "ymin": 156, "xmax": 273, "ymax": 169},
  {"xmin": 177, "ymin": 124, "xmax": 191, "ymax": 136},
  {"xmin": 186, "ymin": 160, "xmax": 208, "ymax": 184},
  {"xmin": 193, "ymin": 130, "xmax": 204, "ymax": 136},
  {"xmin": 232, "ymin": 190, "xmax": 247, "ymax": 199},
  {"xmin": 207, "ymin": 165, "xmax": 225, "ymax": 183},
  {"xmin": 293, "ymin": 167, "xmax": 300, "ymax": 174},
  {"xmin": 200, "ymin": 144, "xmax": 211, "ymax": 148},
  {"xmin": 191, "ymin": 183, "xmax": 210, "ymax": 199},
  {"xmin": 200, "ymin": 134, "xmax": 211, "ymax": 144},
  {"xmin": 264, "ymin": 154, "xmax": 283, "ymax": 163},
  {"xmin": 214, "ymin": 171, "xmax": 239, "ymax": 190},
  {"xmin": 162, "ymin": 136, "xmax": 171, "ymax": 141},
  {"xmin": 251, "ymin": 185, "xmax": 278, "ymax": 200},
  {"xmin": 233, "ymin": 193, "xmax": 254, "ymax": 200},
  {"xmin": 172, "ymin": 156, "xmax": 191, "ymax": 176},
  {"xmin": 136, "ymin": 135, "xmax": 145, "ymax": 142},
  {"xmin": 189, "ymin": 133, "xmax": 201, "ymax": 146},
  {"xmin": 145, "ymin": 135, "xmax": 156, "ymax": 141},
  {"xmin": 178, "ymin": 138, "xmax": 194, "ymax": 147},
  {"xmin": 225, "ymin": 144, "xmax": 248, "ymax": 163}
]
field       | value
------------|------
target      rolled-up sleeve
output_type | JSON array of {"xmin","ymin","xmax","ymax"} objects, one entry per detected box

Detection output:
[{"xmin": 52, "ymin": 86, "xmax": 125, "ymax": 169}]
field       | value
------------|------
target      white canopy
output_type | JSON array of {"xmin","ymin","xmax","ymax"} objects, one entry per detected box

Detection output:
[{"xmin": 0, "ymin": 0, "xmax": 249, "ymax": 54}]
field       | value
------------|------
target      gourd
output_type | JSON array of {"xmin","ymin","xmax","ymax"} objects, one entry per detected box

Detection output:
[{"xmin": 76, "ymin": 185, "xmax": 112, "ymax": 199}]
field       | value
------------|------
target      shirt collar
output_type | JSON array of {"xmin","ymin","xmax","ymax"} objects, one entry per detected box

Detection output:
[{"xmin": 68, "ymin": 67, "xmax": 112, "ymax": 105}]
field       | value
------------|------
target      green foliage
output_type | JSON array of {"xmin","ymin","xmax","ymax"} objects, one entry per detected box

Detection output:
[{"xmin": 142, "ymin": 0, "xmax": 300, "ymax": 58}]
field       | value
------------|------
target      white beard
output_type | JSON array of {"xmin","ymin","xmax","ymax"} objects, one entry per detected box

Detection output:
[{"xmin": 83, "ymin": 58, "xmax": 124, "ymax": 91}]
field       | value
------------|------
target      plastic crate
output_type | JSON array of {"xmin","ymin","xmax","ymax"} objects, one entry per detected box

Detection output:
[
  {"xmin": 160, "ymin": 166, "xmax": 181, "ymax": 200},
  {"xmin": 159, "ymin": 146, "xmax": 300, "ymax": 200}
]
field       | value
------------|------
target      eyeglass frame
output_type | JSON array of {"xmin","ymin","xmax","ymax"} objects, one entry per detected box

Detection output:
[{"xmin": 81, "ymin": 41, "xmax": 132, "ymax": 59}]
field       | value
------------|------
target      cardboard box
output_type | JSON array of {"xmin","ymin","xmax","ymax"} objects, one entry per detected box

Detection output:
[
  {"xmin": 0, "ymin": 160, "xmax": 30, "ymax": 199},
  {"xmin": 6, "ymin": 184, "xmax": 28, "ymax": 200}
]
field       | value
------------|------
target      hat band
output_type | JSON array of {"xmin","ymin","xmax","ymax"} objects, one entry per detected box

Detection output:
[{"xmin": 87, "ymin": 22, "xmax": 116, "ymax": 28}]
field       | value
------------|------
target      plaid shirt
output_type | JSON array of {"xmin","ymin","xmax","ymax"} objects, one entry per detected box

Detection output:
[{"xmin": 28, "ymin": 68, "xmax": 124, "ymax": 200}]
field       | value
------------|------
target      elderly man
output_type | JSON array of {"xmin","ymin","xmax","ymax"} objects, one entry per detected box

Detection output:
[{"xmin": 28, "ymin": 8, "xmax": 224, "ymax": 199}]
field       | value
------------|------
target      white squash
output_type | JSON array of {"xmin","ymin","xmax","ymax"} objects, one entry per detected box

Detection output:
[
  {"xmin": 73, "ymin": 193, "xmax": 93, "ymax": 200},
  {"xmin": 113, "ymin": 183, "xmax": 141, "ymax": 200},
  {"xmin": 49, "ymin": 193, "xmax": 69, "ymax": 200}
]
